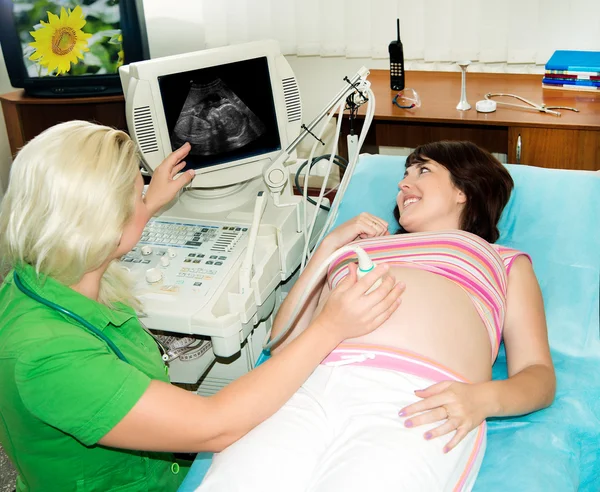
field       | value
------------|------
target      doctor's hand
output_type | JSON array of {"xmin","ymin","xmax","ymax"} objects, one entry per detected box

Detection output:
[
  {"xmin": 144, "ymin": 142, "xmax": 196, "ymax": 216},
  {"xmin": 314, "ymin": 263, "xmax": 405, "ymax": 342},
  {"xmin": 398, "ymin": 381, "xmax": 489, "ymax": 453},
  {"xmin": 320, "ymin": 212, "xmax": 389, "ymax": 254}
]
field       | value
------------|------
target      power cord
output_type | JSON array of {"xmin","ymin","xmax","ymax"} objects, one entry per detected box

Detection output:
[{"xmin": 294, "ymin": 154, "xmax": 348, "ymax": 211}]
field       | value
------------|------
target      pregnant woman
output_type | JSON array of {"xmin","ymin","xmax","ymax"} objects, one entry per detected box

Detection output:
[{"xmin": 198, "ymin": 141, "xmax": 556, "ymax": 492}]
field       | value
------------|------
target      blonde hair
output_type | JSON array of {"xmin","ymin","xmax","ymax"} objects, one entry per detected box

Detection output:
[{"xmin": 0, "ymin": 120, "xmax": 141, "ymax": 309}]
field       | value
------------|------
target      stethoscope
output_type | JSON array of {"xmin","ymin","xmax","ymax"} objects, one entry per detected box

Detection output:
[
  {"xmin": 13, "ymin": 272, "xmax": 170, "ymax": 364},
  {"xmin": 484, "ymin": 93, "xmax": 579, "ymax": 117}
]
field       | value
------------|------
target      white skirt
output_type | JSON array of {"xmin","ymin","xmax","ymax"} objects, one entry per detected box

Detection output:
[{"xmin": 197, "ymin": 346, "xmax": 487, "ymax": 492}]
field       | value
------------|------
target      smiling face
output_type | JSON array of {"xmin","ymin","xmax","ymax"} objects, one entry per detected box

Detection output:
[{"xmin": 397, "ymin": 159, "xmax": 467, "ymax": 233}]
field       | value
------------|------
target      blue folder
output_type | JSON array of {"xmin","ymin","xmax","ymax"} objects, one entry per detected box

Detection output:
[{"xmin": 545, "ymin": 50, "xmax": 600, "ymax": 72}]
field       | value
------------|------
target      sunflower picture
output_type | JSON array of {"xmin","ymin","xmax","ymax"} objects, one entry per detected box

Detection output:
[
  {"xmin": 29, "ymin": 6, "xmax": 91, "ymax": 75},
  {"xmin": 13, "ymin": 0, "xmax": 125, "ymax": 77}
]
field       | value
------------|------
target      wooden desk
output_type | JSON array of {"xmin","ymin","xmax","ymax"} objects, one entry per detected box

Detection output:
[
  {"xmin": 0, "ymin": 90, "xmax": 127, "ymax": 157},
  {"xmin": 341, "ymin": 70, "xmax": 600, "ymax": 170}
]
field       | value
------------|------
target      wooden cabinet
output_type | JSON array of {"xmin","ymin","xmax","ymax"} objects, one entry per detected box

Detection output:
[
  {"xmin": 341, "ymin": 70, "xmax": 600, "ymax": 171},
  {"xmin": 0, "ymin": 90, "xmax": 126, "ymax": 157},
  {"xmin": 508, "ymin": 127, "xmax": 600, "ymax": 170}
]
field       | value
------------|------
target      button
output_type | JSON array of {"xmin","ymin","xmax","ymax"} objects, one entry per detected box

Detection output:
[
  {"xmin": 167, "ymin": 248, "xmax": 177, "ymax": 258},
  {"xmin": 145, "ymin": 268, "xmax": 162, "ymax": 284},
  {"xmin": 171, "ymin": 462, "xmax": 180, "ymax": 474},
  {"xmin": 142, "ymin": 259, "xmax": 151, "ymax": 264},
  {"xmin": 123, "ymin": 257, "xmax": 133, "ymax": 262},
  {"xmin": 132, "ymin": 259, "xmax": 142, "ymax": 263},
  {"xmin": 160, "ymin": 256, "xmax": 170, "ymax": 267},
  {"xmin": 193, "ymin": 282, "xmax": 202, "ymax": 286},
  {"xmin": 141, "ymin": 245, "xmax": 153, "ymax": 256},
  {"xmin": 218, "ymin": 256, "xmax": 227, "ymax": 260},
  {"xmin": 206, "ymin": 260, "xmax": 214, "ymax": 265},
  {"xmin": 210, "ymin": 255, "xmax": 218, "ymax": 259},
  {"xmin": 184, "ymin": 259, "xmax": 191, "ymax": 263},
  {"xmin": 215, "ymin": 261, "xmax": 223, "ymax": 266},
  {"xmin": 188, "ymin": 253, "xmax": 196, "ymax": 257},
  {"xmin": 193, "ymin": 259, "xmax": 201, "ymax": 263}
]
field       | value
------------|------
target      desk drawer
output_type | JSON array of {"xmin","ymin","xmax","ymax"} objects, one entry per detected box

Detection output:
[{"xmin": 508, "ymin": 127, "xmax": 600, "ymax": 170}]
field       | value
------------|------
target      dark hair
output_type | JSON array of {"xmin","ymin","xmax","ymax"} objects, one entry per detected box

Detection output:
[{"xmin": 394, "ymin": 141, "xmax": 514, "ymax": 243}]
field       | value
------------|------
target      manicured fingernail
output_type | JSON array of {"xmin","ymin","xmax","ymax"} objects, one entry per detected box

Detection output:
[
  {"xmin": 443, "ymin": 446, "xmax": 449, "ymax": 454},
  {"xmin": 424, "ymin": 432, "xmax": 432, "ymax": 440},
  {"xmin": 398, "ymin": 410, "xmax": 406, "ymax": 417},
  {"xmin": 404, "ymin": 420, "xmax": 413, "ymax": 428}
]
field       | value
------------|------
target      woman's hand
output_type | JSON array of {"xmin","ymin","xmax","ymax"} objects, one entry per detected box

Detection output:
[
  {"xmin": 144, "ymin": 142, "xmax": 196, "ymax": 216},
  {"xmin": 321, "ymin": 213, "xmax": 389, "ymax": 253},
  {"xmin": 398, "ymin": 381, "xmax": 489, "ymax": 453},
  {"xmin": 315, "ymin": 263, "xmax": 405, "ymax": 342}
]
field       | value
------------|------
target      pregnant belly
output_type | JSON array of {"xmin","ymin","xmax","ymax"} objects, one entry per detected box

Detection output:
[{"xmin": 342, "ymin": 267, "xmax": 493, "ymax": 382}]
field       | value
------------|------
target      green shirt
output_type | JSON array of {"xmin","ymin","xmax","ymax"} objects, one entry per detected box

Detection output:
[{"xmin": 0, "ymin": 264, "xmax": 189, "ymax": 491}]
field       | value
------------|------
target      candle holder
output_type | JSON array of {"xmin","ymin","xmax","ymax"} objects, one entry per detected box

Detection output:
[{"xmin": 456, "ymin": 60, "xmax": 471, "ymax": 111}]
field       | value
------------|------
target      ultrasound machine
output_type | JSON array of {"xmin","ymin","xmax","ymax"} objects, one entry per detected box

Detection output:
[{"xmin": 118, "ymin": 40, "xmax": 371, "ymax": 393}]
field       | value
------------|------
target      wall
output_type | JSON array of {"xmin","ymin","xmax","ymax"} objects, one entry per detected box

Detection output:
[{"xmin": 0, "ymin": 2, "xmax": 553, "ymax": 197}]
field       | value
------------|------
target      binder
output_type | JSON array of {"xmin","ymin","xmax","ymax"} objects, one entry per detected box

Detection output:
[{"xmin": 545, "ymin": 50, "xmax": 600, "ymax": 72}]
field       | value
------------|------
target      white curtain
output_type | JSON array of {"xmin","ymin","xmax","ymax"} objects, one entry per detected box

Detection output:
[{"xmin": 200, "ymin": 0, "xmax": 600, "ymax": 66}]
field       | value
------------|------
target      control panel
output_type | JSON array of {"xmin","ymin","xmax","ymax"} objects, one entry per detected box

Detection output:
[{"xmin": 121, "ymin": 218, "xmax": 250, "ymax": 330}]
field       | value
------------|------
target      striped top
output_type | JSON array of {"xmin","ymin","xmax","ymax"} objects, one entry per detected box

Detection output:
[{"xmin": 326, "ymin": 230, "xmax": 530, "ymax": 360}]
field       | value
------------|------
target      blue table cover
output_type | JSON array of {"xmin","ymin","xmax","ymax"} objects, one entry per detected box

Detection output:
[{"xmin": 180, "ymin": 156, "xmax": 600, "ymax": 491}]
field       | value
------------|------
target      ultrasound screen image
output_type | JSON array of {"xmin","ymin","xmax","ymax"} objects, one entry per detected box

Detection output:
[
  {"xmin": 172, "ymin": 79, "xmax": 266, "ymax": 155},
  {"xmin": 158, "ymin": 57, "xmax": 281, "ymax": 171}
]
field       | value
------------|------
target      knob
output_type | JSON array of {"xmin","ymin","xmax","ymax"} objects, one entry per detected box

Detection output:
[
  {"xmin": 167, "ymin": 248, "xmax": 177, "ymax": 258},
  {"xmin": 145, "ymin": 268, "xmax": 162, "ymax": 284},
  {"xmin": 268, "ymin": 168, "xmax": 285, "ymax": 185},
  {"xmin": 141, "ymin": 245, "xmax": 153, "ymax": 256},
  {"xmin": 160, "ymin": 255, "xmax": 170, "ymax": 267}
]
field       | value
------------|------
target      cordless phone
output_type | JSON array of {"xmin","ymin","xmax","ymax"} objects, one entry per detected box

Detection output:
[{"xmin": 388, "ymin": 18, "xmax": 405, "ymax": 91}]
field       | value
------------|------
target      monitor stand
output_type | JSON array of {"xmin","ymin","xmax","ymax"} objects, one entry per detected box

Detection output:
[{"xmin": 177, "ymin": 176, "xmax": 264, "ymax": 215}]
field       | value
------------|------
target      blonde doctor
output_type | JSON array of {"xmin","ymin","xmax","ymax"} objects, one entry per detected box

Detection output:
[{"xmin": 0, "ymin": 120, "xmax": 405, "ymax": 492}]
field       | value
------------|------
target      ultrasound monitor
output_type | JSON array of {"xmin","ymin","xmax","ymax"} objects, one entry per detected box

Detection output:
[{"xmin": 119, "ymin": 40, "xmax": 302, "ymax": 189}]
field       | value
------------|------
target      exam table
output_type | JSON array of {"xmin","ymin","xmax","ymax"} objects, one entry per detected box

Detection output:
[{"xmin": 179, "ymin": 154, "xmax": 600, "ymax": 492}]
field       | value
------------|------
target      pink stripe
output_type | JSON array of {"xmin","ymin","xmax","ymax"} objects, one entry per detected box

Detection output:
[
  {"xmin": 321, "ymin": 346, "xmax": 470, "ymax": 383},
  {"xmin": 454, "ymin": 422, "xmax": 487, "ymax": 491},
  {"xmin": 356, "ymin": 236, "xmax": 503, "ymax": 288},
  {"xmin": 329, "ymin": 241, "xmax": 503, "ymax": 292}
]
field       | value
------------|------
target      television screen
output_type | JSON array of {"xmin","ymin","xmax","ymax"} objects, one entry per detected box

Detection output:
[
  {"xmin": 15, "ymin": 0, "xmax": 125, "ymax": 78},
  {"xmin": 0, "ymin": 0, "xmax": 148, "ymax": 96}
]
